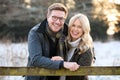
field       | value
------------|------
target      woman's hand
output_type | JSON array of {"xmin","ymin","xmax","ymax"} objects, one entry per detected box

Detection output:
[
  {"xmin": 51, "ymin": 56, "xmax": 64, "ymax": 61},
  {"xmin": 63, "ymin": 62, "xmax": 80, "ymax": 71}
]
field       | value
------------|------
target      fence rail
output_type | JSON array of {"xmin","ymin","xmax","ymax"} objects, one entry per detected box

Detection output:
[{"xmin": 0, "ymin": 66, "xmax": 120, "ymax": 76}]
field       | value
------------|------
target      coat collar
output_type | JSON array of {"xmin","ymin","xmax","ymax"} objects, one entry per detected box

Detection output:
[{"xmin": 37, "ymin": 19, "xmax": 47, "ymax": 33}]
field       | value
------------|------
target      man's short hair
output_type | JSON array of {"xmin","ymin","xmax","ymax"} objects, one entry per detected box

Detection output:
[{"xmin": 47, "ymin": 3, "xmax": 68, "ymax": 18}]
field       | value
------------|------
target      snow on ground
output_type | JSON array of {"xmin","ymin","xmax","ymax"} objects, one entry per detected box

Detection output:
[
  {"xmin": 0, "ymin": 41, "xmax": 120, "ymax": 80},
  {"xmin": 89, "ymin": 41, "xmax": 120, "ymax": 80},
  {"xmin": 93, "ymin": 41, "xmax": 120, "ymax": 66}
]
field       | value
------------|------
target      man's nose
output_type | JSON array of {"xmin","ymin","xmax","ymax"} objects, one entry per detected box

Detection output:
[{"xmin": 55, "ymin": 19, "xmax": 61, "ymax": 23}]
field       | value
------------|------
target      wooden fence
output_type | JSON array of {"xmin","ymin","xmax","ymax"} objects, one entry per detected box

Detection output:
[{"xmin": 0, "ymin": 66, "xmax": 120, "ymax": 76}]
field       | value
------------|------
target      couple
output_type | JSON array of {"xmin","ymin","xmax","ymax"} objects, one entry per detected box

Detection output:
[{"xmin": 25, "ymin": 3, "xmax": 95, "ymax": 80}]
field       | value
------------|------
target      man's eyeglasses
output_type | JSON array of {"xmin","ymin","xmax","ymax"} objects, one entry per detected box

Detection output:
[{"xmin": 52, "ymin": 16, "xmax": 65, "ymax": 22}]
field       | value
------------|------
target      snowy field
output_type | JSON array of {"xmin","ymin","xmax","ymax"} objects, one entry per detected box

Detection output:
[
  {"xmin": 0, "ymin": 41, "xmax": 120, "ymax": 80},
  {"xmin": 89, "ymin": 41, "xmax": 120, "ymax": 80}
]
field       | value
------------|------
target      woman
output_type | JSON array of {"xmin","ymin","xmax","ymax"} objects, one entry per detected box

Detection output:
[
  {"xmin": 66, "ymin": 13, "xmax": 95, "ymax": 80},
  {"xmin": 52, "ymin": 13, "xmax": 95, "ymax": 80}
]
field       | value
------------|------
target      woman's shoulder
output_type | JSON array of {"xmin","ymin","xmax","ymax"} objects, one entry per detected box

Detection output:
[{"xmin": 79, "ymin": 48, "xmax": 92, "ymax": 57}]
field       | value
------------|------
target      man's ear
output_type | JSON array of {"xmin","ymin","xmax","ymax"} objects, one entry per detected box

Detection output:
[{"xmin": 47, "ymin": 13, "xmax": 49, "ymax": 18}]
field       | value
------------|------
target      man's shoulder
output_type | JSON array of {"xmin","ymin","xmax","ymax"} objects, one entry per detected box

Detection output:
[
  {"xmin": 30, "ymin": 23, "xmax": 45, "ymax": 33},
  {"xmin": 28, "ymin": 23, "xmax": 42, "ymax": 36},
  {"xmin": 31, "ymin": 23, "xmax": 41, "ymax": 31}
]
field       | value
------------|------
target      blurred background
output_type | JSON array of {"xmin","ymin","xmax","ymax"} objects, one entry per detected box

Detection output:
[
  {"xmin": 0, "ymin": 0, "xmax": 120, "ymax": 42},
  {"xmin": 0, "ymin": 0, "xmax": 120, "ymax": 80}
]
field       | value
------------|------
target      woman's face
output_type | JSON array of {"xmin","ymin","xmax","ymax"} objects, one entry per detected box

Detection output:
[{"xmin": 70, "ymin": 19, "xmax": 83, "ymax": 41}]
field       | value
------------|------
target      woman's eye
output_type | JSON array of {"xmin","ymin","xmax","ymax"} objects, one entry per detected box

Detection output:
[{"xmin": 72, "ymin": 24, "xmax": 75, "ymax": 27}]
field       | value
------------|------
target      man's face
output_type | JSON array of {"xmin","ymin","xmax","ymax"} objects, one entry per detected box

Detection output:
[{"xmin": 47, "ymin": 10, "xmax": 66, "ymax": 33}]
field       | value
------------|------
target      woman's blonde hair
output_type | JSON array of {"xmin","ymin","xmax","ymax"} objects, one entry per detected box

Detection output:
[{"xmin": 67, "ymin": 13, "xmax": 93, "ymax": 54}]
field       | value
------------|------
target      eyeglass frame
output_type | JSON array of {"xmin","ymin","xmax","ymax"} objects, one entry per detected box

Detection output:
[{"xmin": 51, "ymin": 16, "xmax": 66, "ymax": 22}]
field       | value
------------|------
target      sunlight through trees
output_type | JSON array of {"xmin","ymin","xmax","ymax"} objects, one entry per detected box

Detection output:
[{"xmin": 92, "ymin": 0, "xmax": 120, "ymax": 35}]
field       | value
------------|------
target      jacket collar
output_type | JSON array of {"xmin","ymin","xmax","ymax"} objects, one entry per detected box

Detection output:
[{"xmin": 37, "ymin": 19, "xmax": 47, "ymax": 33}]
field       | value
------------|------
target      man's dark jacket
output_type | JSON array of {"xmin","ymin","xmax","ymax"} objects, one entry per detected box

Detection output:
[{"xmin": 25, "ymin": 19, "xmax": 68, "ymax": 80}]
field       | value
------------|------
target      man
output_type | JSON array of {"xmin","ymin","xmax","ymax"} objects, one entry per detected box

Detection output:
[{"xmin": 25, "ymin": 3, "xmax": 79, "ymax": 80}]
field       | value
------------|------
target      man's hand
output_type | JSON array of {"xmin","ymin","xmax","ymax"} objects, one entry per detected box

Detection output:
[
  {"xmin": 63, "ymin": 62, "xmax": 80, "ymax": 71},
  {"xmin": 51, "ymin": 56, "xmax": 64, "ymax": 61}
]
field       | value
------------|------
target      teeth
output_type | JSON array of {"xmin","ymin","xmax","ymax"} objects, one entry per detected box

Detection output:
[{"xmin": 72, "ymin": 32, "xmax": 78, "ymax": 35}]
